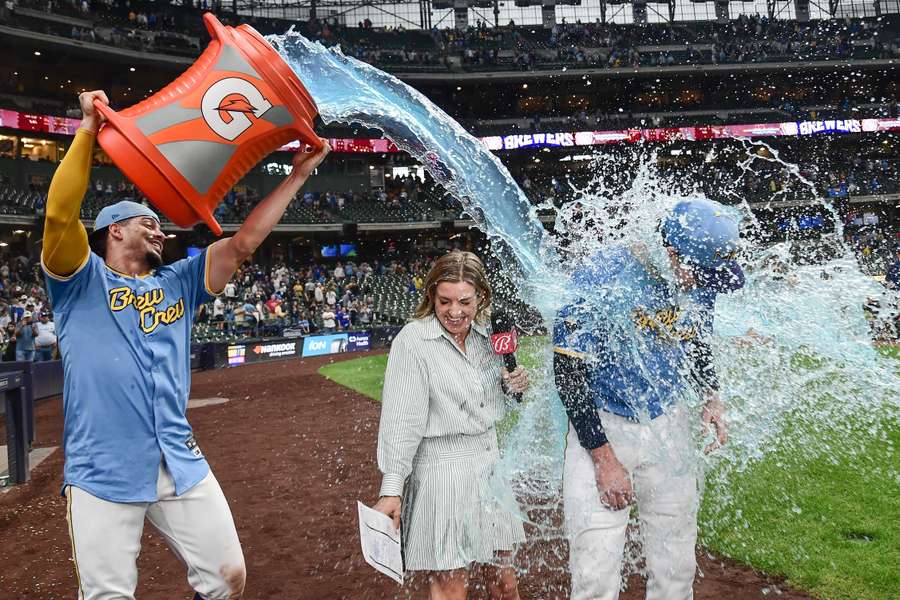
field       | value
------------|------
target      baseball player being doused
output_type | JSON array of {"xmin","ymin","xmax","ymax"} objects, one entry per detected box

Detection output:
[
  {"xmin": 553, "ymin": 199, "xmax": 745, "ymax": 600},
  {"xmin": 41, "ymin": 91, "xmax": 328, "ymax": 600}
]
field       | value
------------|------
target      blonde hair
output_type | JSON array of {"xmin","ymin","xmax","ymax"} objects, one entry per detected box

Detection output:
[{"xmin": 413, "ymin": 251, "xmax": 492, "ymax": 324}]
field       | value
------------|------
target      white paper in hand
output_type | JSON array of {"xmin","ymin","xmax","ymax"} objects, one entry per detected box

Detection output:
[{"xmin": 357, "ymin": 501, "xmax": 404, "ymax": 584}]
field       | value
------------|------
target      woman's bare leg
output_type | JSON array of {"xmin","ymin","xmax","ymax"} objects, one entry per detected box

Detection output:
[
  {"xmin": 481, "ymin": 552, "xmax": 520, "ymax": 600},
  {"xmin": 429, "ymin": 568, "xmax": 469, "ymax": 600}
]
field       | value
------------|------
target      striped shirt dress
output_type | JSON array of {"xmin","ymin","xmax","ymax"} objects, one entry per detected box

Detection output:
[{"xmin": 377, "ymin": 315, "xmax": 526, "ymax": 571}]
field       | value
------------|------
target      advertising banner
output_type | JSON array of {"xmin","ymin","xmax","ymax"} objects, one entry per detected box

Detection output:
[
  {"xmin": 226, "ymin": 343, "xmax": 248, "ymax": 366},
  {"xmin": 224, "ymin": 339, "xmax": 300, "ymax": 366},
  {"xmin": 203, "ymin": 329, "xmax": 391, "ymax": 370},
  {"xmin": 9, "ymin": 108, "xmax": 900, "ymax": 155},
  {"xmin": 302, "ymin": 333, "xmax": 349, "ymax": 357},
  {"xmin": 250, "ymin": 340, "xmax": 300, "ymax": 360},
  {"xmin": 301, "ymin": 331, "xmax": 375, "ymax": 356},
  {"xmin": 347, "ymin": 332, "xmax": 371, "ymax": 352}
]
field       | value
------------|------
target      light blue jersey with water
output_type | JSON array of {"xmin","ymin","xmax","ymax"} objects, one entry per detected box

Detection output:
[
  {"xmin": 44, "ymin": 251, "xmax": 214, "ymax": 502},
  {"xmin": 553, "ymin": 247, "xmax": 717, "ymax": 420}
]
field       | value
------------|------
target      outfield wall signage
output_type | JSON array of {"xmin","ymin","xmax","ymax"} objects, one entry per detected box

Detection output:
[
  {"xmin": 226, "ymin": 343, "xmax": 248, "ymax": 366},
  {"xmin": 302, "ymin": 333, "xmax": 349, "ymax": 357},
  {"xmin": 206, "ymin": 330, "xmax": 385, "ymax": 369},
  {"xmin": 223, "ymin": 339, "xmax": 300, "ymax": 366},
  {"xmin": 347, "ymin": 332, "xmax": 371, "ymax": 352},
  {"xmin": 253, "ymin": 340, "xmax": 299, "ymax": 359},
  {"xmin": 301, "ymin": 331, "xmax": 374, "ymax": 357}
]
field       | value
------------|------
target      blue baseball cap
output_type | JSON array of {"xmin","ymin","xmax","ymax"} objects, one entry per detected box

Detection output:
[
  {"xmin": 93, "ymin": 200, "xmax": 159, "ymax": 232},
  {"xmin": 662, "ymin": 199, "xmax": 745, "ymax": 293}
]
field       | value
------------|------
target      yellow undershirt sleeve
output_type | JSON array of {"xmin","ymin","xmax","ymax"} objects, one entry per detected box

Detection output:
[{"xmin": 42, "ymin": 128, "xmax": 94, "ymax": 278}]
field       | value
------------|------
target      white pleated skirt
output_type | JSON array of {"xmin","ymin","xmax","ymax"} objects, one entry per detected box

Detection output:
[{"xmin": 401, "ymin": 428, "xmax": 526, "ymax": 572}]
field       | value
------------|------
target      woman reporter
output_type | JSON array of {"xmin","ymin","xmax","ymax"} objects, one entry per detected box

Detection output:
[{"xmin": 374, "ymin": 251, "xmax": 529, "ymax": 600}]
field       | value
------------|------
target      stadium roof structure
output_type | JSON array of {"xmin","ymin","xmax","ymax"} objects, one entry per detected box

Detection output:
[{"xmin": 228, "ymin": 0, "xmax": 897, "ymax": 29}]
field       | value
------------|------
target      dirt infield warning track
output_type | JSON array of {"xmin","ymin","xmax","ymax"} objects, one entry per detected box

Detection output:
[{"xmin": 0, "ymin": 353, "xmax": 813, "ymax": 599}]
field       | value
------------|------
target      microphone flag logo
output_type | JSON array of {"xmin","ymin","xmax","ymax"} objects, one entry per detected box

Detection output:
[{"xmin": 491, "ymin": 330, "xmax": 518, "ymax": 355}]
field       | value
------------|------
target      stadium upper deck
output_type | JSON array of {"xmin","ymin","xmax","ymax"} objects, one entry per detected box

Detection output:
[
  {"xmin": 2, "ymin": 1, "xmax": 896, "ymax": 137},
  {"xmin": 2, "ymin": 1, "xmax": 897, "ymax": 77}
]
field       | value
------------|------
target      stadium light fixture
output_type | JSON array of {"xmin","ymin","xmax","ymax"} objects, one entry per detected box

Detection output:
[
  {"xmin": 34, "ymin": 51, "xmax": 41, "ymax": 56},
  {"xmin": 0, "ymin": 242, "xmax": 8, "ymax": 247},
  {"xmin": 522, "ymin": 83, "xmax": 528, "ymax": 89},
  {"xmin": 130, "ymin": 67, "xmax": 136, "ymax": 72}
]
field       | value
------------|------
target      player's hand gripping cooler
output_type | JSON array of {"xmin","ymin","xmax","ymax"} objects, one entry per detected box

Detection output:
[{"xmin": 94, "ymin": 12, "xmax": 322, "ymax": 235}]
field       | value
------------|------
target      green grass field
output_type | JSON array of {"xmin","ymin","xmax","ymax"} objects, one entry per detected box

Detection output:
[
  {"xmin": 318, "ymin": 340, "xmax": 899, "ymax": 600},
  {"xmin": 319, "ymin": 353, "xmax": 389, "ymax": 401}
]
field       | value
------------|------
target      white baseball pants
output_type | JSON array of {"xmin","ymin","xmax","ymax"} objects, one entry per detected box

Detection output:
[
  {"xmin": 563, "ymin": 407, "xmax": 700, "ymax": 600},
  {"xmin": 65, "ymin": 463, "xmax": 246, "ymax": 600}
]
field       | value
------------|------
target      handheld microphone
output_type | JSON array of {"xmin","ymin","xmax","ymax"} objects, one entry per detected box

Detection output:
[{"xmin": 490, "ymin": 309, "xmax": 522, "ymax": 403}]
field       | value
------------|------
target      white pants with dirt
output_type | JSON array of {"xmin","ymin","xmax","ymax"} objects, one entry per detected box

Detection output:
[
  {"xmin": 563, "ymin": 407, "xmax": 700, "ymax": 600},
  {"xmin": 65, "ymin": 463, "xmax": 245, "ymax": 600}
]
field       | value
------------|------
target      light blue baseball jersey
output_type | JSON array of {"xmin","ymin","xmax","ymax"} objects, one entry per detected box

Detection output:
[
  {"xmin": 553, "ymin": 247, "xmax": 717, "ymax": 420},
  {"xmin": 44, "ymin": 250, "xmax": 215, "ymax": 502}
]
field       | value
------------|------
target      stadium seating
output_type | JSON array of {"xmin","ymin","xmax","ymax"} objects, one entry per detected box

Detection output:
[
  {"xmin": 0, "ymin": 186, "xmax": 43, "ymax": 216},
  {"xmin": 1, "ymin": 144, "xmax": 896, "ymax": 227},
  {"xmin": 9, "ymin": 183, "xmax": 460, "ymax": 226},
  {"xmin": 362, "ymin": 272, "xmax": 423, "ymax": 324},
  {"xmin": 4, "ymin": 2, "xmax": 898, "ymax": 73},
  {"xmin": 337, "ymin": 199, "xmax": 451, "ymax": 223}
]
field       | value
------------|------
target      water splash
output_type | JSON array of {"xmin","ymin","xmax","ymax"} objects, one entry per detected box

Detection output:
[
  {"xmin": 270, "ymin": 31, "xmax": 899, "ymax": 589},
  {"xmin": 271, "ymin": 31, "xmax": 558, "ymax": 303},
  {"xmin": 516, "ymin": 145, "xmax": 898, "ymax": 580}
]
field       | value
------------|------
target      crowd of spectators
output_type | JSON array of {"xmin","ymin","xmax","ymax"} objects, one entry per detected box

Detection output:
[
  {"xmin": 376, "ymin": 14, "xmax": 897, "ymax": 71},
  {"xmin": 0, "ymin": 220, "xmax": 895, "ymax": 358},
  {"xmin": 3, "ymin": 0, "xmax": 200, "ymax": 55},
  {"xmin": 3, "ymin": 142, "xmax": 897, "ymax": 230},
  {"xmin": 0, "ymin": 248, "xmax": 440, "ymax": 357},
  {"xmin": 189, "ymin": 257, "xmax": 436, "ymax": 340},
  {"xmin": 0, "ymin": 255, "xmax": 57, "ymax": 361},
  {"xmin": 212, "ymin": 172, "xmax": 445, "ymax": 224},
  {"xmin": 845, "ymin": 214, "xmax": 898, "ymax": 273},
  {"xmin": 7, "ymin": 169, "xmax": 449, "ymax": 225},
  {"xmin": 507, "ymin": 146, "xmax": 899, "ymax": 219},
  {"xmin": 709, "ymin": 154, "xmax": 899, "ymax": 204},
  {"xmin": 536, "ymin": 14, "xmax": 897, "ymax": 66},
  {"xmin": 3, "ymin": 0, "xmax": 897, "ymax": 72}
]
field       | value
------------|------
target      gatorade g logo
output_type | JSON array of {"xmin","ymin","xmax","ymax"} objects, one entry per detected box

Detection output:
[{"xmin": 201, "ymin": 77, "xmax": 273, "ymax": 141}]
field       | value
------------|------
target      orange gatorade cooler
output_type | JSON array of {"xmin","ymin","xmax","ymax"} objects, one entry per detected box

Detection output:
[{"xmin": 95, "ymin": 12, "xmax": 322, "ymax": 235}]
